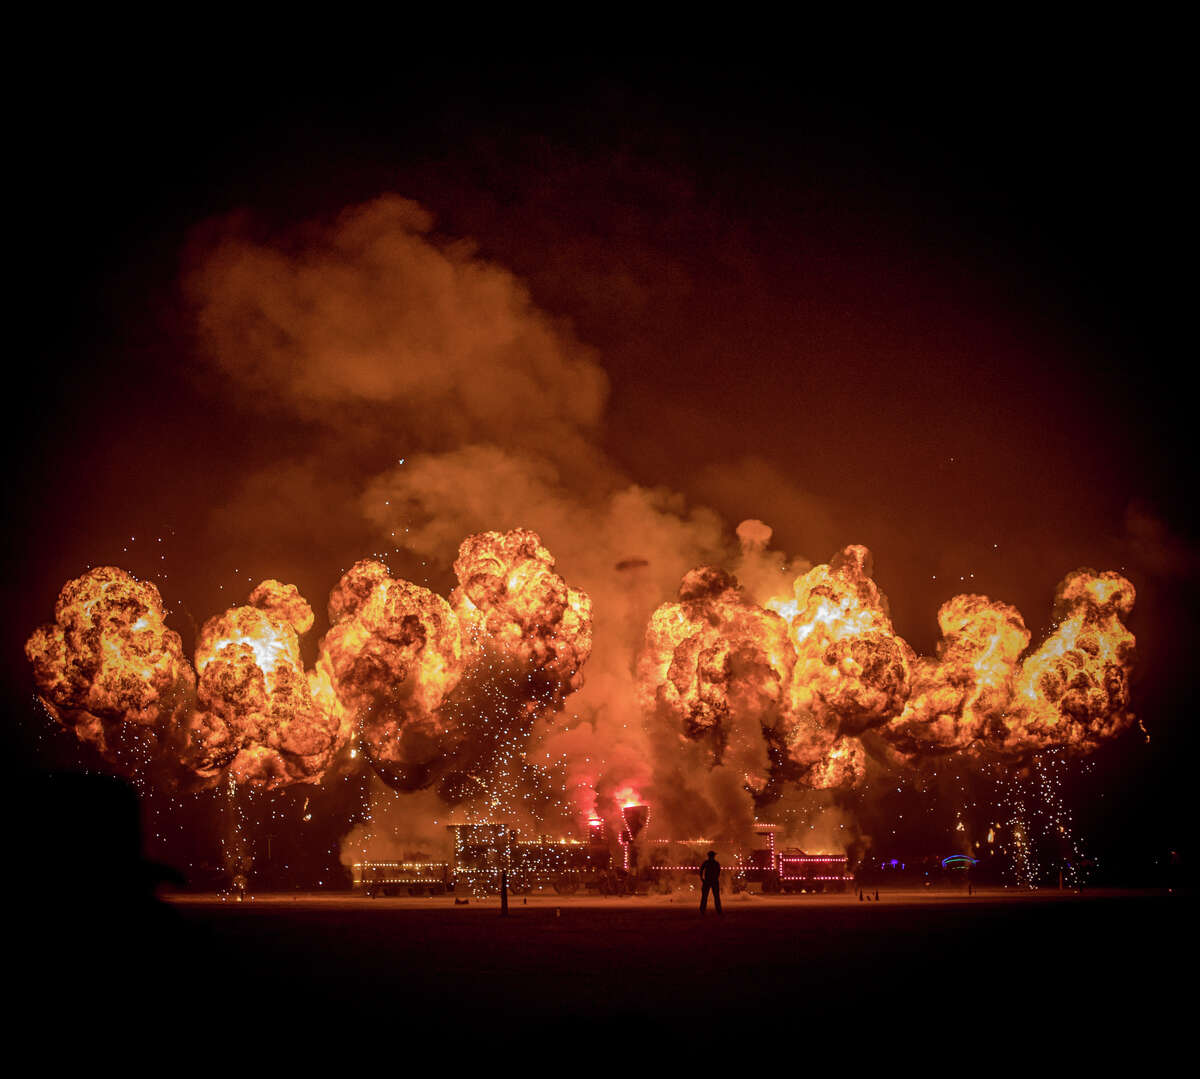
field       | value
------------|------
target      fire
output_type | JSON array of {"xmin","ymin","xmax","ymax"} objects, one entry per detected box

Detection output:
[
  {"xmin": 886, "ymin": 570, "xmax": 1136, "ymax": 758},
  {"xmin": 185, "ymin": 581, "xmax": 344, "ymax": 788},
  {"xmin": 314, "ymin": 559, "xmax": 463, "ymax": 787},
  {"xmin": 887, "ymin": 594, "xmax": 1031, "ymax": 754},
  {"xmin": 1002, "ymin": 570, "xmax": 1136, "ymax": 753},
  {"xmin": 639, "ymin": 566, "xmax": 786, "ymax": 793},
  {"xmin": 451, "ymin": 528, "xmax": 592, "ymax": 688},
  {"xmin": 766, "ymin": 545, "xmax": 913, "ymax": 786},
  {"xmin": 640, "ymin": 540, "xmax": 1137, "ymax": 799},
  {"xmin": 311, "ymin": 530, "xmax": 593, "ymax": 807},
  {"xmin": 24, "ymin": 567, "xmax": 195, "ymax": 771},
  {"xmin": 639, "ymin": 547, "xmax": 911, "ymax": 796},
  {"xmin": 24, "ymin": 525, "xmax": 1134, "ymax": 841}
]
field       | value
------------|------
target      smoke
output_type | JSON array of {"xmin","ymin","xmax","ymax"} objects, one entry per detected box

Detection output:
[
  {"xmin": 25, "ymin": 193, "xmax": 1142, "ymax": 869},
  {"xmin": 187, "ymin": 197, "xmax": 609, "ymax": 457}
]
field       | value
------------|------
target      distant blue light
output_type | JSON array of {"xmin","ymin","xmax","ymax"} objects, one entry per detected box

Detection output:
[{"xmin": 942, "ymin": 855, "xmax": 979, "ymax": 868}]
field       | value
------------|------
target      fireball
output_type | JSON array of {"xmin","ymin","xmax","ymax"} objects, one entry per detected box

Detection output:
[
  {"xmin": 314, "ymin": 559, "xmax": 463, "ymax": 786},
  {"xmin": 24, "ymin": 566, "xmax": 195, "ymax": 770},
  {"xmin": 886, "ymin": 594, "xmax": 1031, "ymax": 754},
  {"xmin": 640, "ymin": 567, "xmax": 792, "ymax": 769},
  {"xmin": 1001, "ymin": 570, "xmax": 1136, "ymax": 753},
  {"xmin": 451, "ymin": 529, "xmax": 592, "ymax": 689},
  {"xmin": 187, "ymin": 584, "xmax": 343, "ymax": 788}
]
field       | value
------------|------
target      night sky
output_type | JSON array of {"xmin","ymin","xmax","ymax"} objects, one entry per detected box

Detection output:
[{"xmin": 8, "ymin": 61, "xmax": 1195, "ymax": 871}]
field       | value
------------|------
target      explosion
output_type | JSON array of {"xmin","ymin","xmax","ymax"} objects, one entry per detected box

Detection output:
[
  {"xmin": 639, "ymin": 546, "xmax": 914, "ymax": 799},
  {"xmin": 452, "ymin": 528, "xmax": 592, "ymax": 688},
  {"xmin": 314, "ymin": 559, "xmax": 463, "ymax": 789},
  {"xmin": 638, "ymin": 566, "xmax": 788, "ymax": 794},
  {"xmin": 639, "ymin": 538, "xmax": 1137, "ymax": 803},
  {"xmin": 312, "ymin": 529, "xmax": 593, "ymax": 813},
  {"xmin": 887, "ymin": 595, "xmax": 1032, "ymax": 754},
  {"xmin": 885, "ymin": 570, "xmax": 1136, "ymax": 759},
  {"xmin": 25, "ymin": 525, "xmax": 1135, "ymax": 866},
  {"xmin": 25, "ymin": 567, "xmax": 195, "ymax": 771},
  {"xmin": 1002, "ymin": 570, "xmax": 1136, "ymax": 753},
  {"xmin": 185, "ymin": 580, "xmax": 343, "ymax": 788}
]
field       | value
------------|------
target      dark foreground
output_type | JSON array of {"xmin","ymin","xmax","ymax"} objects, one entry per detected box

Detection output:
[{"xmin": 18, "ymin": 888, "xmax": 1189, "ymax": 1060}]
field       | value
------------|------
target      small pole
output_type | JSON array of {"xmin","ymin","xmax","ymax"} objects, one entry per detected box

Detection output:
[{"xmin": 500, "ymin": 869, "xmax": 509, "ymax": 916}]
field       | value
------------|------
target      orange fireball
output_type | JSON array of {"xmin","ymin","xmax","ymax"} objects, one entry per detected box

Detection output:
[
  {"xmin": 314, "ymin": 559, "xmax": 463, "ymax": 785},
  {"xmin": 1001, "ymin": 570, "xmax": 1136, "ymax": 753},
  {"xmin": 887, "ymin": 594, "xmax": 1031, "ymax": 754},
  {"xmin": 24, "ymin": 567, "xmax": 195, "ymax": 770},
  {"xmin": 186, "ymin": 583, "xmax": 343, "ymax": 788},
  {"xmin": 451, "ymin": 529, "xmax": 592, "ymax": 689}
]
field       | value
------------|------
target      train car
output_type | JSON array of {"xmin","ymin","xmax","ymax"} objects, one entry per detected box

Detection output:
[
  {"xmin": 352, "ymin": 806, "xmax": 852, "ymax": 896},
  {"xmin": 350, "ymin": 860, "xmax": 451, "ymax": 897},
  {"xmin": 776, "ymin": 850, "xmax": 850, "ymax": 893}
]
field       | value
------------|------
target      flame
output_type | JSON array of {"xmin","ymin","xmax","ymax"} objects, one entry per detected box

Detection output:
[
  {"xmin": 24, "ymin": 567, "xmax": 195, "ymax": 770},
  {"xmin": 887, "ymin": 594, "xmax": 1031, "ymax": 753},
  {"xmin": 885, "ymin": 571, "xmax": 1136, "ymax": 757},
  {"xmin": 639, "ymin": 543, "xmax": 1136, "ymax": 800},
  {"xmin": 768, "ymin": 546, "xmax": 914, "ymax": 740},
  {"xmin": 315, "ymin": 559, "xmax": 463, "ymax": 784},
  {"xmin": 311, "ymin": 530, "xmax": 593, "ymax": 808},
  {"xmin": 185, "ymin": 582, "xmax": 344, "ymax": 788},
  {"xmin": 451, "ymin": 528, "xmax": 592, "ymax": 687},
  {"xmin": 1001, "ymin": 570, "xmax": 1136, "ymax": 753},
  {"xmin": 25, "ymin": 531, "xmax": 1134, "ymax": 829},
  {"xmin": 639, "ymin": 546, "xmax": 911, "ymax": 794}
]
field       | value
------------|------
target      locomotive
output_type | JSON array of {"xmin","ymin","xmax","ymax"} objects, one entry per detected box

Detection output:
[{"xmin": 351, "ymin": 804, "xmax": 852, "ymax": 897}]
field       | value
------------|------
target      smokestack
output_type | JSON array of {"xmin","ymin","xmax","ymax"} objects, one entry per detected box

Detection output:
[{"xmin": 620, "ymin": 803, "xmax": 650, "ymax": 841}]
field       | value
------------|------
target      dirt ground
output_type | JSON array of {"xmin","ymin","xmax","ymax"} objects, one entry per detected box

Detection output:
[{"xmin": 20, "ymin": 887, "xmax": 1188, "ymax": 1061}]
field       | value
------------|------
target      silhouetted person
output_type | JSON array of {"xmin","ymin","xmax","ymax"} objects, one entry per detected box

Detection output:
[{"xmin": 700, "ymin": 850, "xmax": 722, "ymax": 914}]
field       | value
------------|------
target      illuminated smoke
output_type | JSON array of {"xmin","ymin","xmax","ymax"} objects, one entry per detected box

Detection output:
[
  {"xmin": 24, "ymin": 193, "xmax": 1145, "ymax": 872},
  {"xmin": 24, "ymin": 567, "xmax": 195, "ymax": 771}
]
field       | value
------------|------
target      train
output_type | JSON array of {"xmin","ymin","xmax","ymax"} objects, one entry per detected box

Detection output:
[{"xmin": 351, "ymin": 805, "xmax": 852, "ymax": 897}]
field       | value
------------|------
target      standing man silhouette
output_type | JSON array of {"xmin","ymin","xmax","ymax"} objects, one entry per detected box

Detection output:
[{"xmin": 700, "ymin": 850, "xmax": 722, "ymax": 915}]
